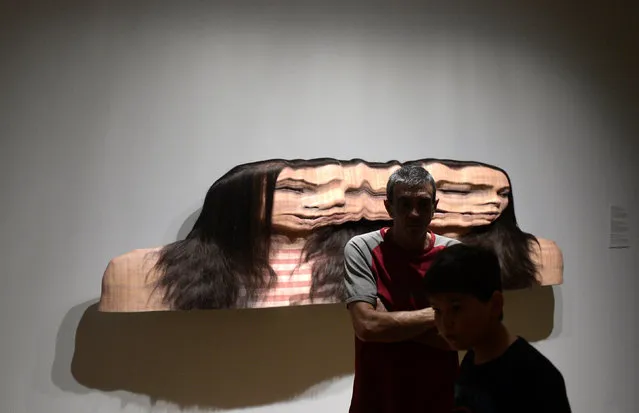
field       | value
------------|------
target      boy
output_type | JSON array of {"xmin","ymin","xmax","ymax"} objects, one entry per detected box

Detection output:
[{"xmin": 423, "ymin": 243, "xmax": 572, "ymax": 413}]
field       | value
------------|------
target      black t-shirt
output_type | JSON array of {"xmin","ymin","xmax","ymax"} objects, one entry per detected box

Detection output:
[{"xmin": 454, "ymin": 337, "xmax": 572, "ymax": 413}]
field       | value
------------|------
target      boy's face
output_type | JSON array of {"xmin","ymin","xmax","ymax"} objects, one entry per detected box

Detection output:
[{"xmin": 428, "ymin": 292, "xmax": 502, "ymax": 351}]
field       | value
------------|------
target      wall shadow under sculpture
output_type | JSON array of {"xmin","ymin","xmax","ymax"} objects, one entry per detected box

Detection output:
[
  {"xmin": 71, "ymin": 302, "xmax": 355, "ymax": 410},
  {"xmin": 69, "ymin": 286, "xmax": 555, "ymax": 410},
  {"xmin": 98, "ymin": 157, "xmax": 564, "ymax": 313}
]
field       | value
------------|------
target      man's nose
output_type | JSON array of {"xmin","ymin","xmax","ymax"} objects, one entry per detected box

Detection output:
[{"xmin": 408, "ymin": 204, "xmax": 420, "ymax": 217}]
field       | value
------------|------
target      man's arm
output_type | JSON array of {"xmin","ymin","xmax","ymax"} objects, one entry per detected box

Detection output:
[
  {"xmin": 343, "ymin": 238, "xmax": 436, "ymax": 343},
  {"xmin": 374, "ymin": 298, "xmax": 451, "ymax": 350},
  {"xmin": 348, "ymin": 302, "xmax": 436, "ymax": 343}
]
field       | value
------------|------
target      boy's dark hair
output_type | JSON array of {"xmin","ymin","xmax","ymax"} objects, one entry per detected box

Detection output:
[{"xmin": 424, "ymin": 243, "xmax": 503, "ymax": 302}]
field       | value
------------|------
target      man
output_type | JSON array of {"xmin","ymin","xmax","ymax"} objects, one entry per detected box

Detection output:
[
  {"xmin": 343, "ymin": 165, "xmax": 461, "ymax": 413},
  {"xmin": 423, "ymin": 244, "xmax": 572, "ymax": 412}
]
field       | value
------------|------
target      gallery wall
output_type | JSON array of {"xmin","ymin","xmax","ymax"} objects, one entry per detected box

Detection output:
[{"xmin": 1, "ymin": 1, "xmax": 637, "ymax": 412}]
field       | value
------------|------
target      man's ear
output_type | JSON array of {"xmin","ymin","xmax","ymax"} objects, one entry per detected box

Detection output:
[
  {"xmin": 384, "ymin": 199, "xmax": 393, "ymax": 218},
  {"xmin": 489, "ymin": 291, "xmax": 504, "ymax": 319}
]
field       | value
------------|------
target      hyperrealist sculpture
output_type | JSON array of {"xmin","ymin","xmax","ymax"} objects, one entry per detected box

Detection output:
[{"xmin": 98, "ymin": 158, "xmax": 563, "ymax": 312}]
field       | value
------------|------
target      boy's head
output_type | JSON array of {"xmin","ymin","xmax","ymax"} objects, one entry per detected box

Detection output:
[{"xmin": 423, "ymin": 243, "xmax": 504, "ymax": 351}]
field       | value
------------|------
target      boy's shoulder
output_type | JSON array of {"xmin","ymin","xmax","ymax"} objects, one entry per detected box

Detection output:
[
  {"xmin": 465, "ymin": 336, "xmax": 565, "ymax": 380},
  {"xmin": 508, "ymin": 337, "xmax": 562, "ymax": 371},
  {"xmin": 457, "ymin": 337, "xmax": 571, "ymax": 412}
]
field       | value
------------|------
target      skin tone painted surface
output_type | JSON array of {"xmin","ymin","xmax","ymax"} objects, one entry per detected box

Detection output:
[
  {"xmin": 271, "ymin": 163, "xmax": 398, "ymax": 237},
  {"xmin": 98, "ymin": 247, "xmax": 169, "ymax": 312}
]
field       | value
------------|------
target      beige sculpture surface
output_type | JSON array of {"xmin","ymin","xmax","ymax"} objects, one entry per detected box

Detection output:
[{"xmin": 98, "ymin": 158, "xmax": 563, "ymax": 312}]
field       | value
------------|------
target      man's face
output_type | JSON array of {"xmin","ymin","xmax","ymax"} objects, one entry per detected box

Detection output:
[
  {"xmin": 428, "ymin": 292, "xmax": 501, "ymax": 351},
  {"xmin": 384, "ymin": 182, "xmax": 437, "ymax": 239}
]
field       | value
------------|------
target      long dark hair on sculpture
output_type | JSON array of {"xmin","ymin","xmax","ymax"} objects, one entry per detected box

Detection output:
[
  {"xmin": 412, "ymin": 158, "xmax": 540, "ymax": 289},
  {"xmin": 153, "ymin": 160, "xmax": 286, "ymax": 310},
  {"xmin": 153, "ymin": 158, "xmax": 396, "ymax": 310}
]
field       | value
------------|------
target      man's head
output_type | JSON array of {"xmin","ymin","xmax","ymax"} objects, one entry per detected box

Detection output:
[
  {"xmin": 384, "ymin": 165, "xmax": 437, "ymax": 241},
  {"xmin": 423, "ymin": 243, "xmax": 504, "ymax": 351}
]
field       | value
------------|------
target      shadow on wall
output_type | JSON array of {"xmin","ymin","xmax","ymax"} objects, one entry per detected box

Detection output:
[
  {"xmin": 502, "ymin": 285, "xmax": 558, "ymax": 340},
  {"xmin": 51, "ymin": 299, "xmax": 97, "ymax": 396},
  {"xmin": 176, "ymin": 207, "xmax": 201, "ymax": 241},
  {"xmin": 69, "ymin": 302, "xmax": 356, "ymax": 410},
  {"xmin": 51, "ymin": 286, "xmax": 557, "ymax": 410}
]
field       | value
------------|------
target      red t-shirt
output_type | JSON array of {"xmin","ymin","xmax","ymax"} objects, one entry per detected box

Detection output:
[{"xmin": 344, "ymin": 227, "xmax": 461, "ymax": 413}]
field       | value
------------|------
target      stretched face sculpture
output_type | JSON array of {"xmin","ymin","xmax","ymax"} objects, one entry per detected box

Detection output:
[
  {"xmin": 98, "ymin": 158, "xmax": 563, "ymax": 312},
  {"xmin": 423, "ymin": 162, "xmax": 511, "ymax": 232},
  {"xmin": 271, "ymin": 162, "xmax": 399, "ymax": 235}
]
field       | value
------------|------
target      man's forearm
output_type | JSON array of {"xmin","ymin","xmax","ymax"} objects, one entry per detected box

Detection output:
[{"xmin": 357, "ymin": 307, "xmax": 436, "ymax": 342}]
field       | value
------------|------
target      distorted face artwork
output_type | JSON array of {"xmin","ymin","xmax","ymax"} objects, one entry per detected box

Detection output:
[
  {"xmin": 97, "ymin": 158, "xmax": 564, "ymax": 313},
  {"xmin": 271, "ymin": 162, "xmax": 399, "ymax": 235},
  {"xmin": 423, "ymin": 162, "xmax": 510, "ymax": 232}
]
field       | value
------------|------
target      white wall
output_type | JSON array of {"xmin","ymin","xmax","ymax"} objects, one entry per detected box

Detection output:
[{"xmin": 1, "ymin": 1, "xmax": 637, "ymax": 412}]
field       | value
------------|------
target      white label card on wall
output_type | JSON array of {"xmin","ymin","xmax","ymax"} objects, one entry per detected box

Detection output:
[{"xmin": 609, "ymin": 205, "xmax": 630, "ymax": 249}]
